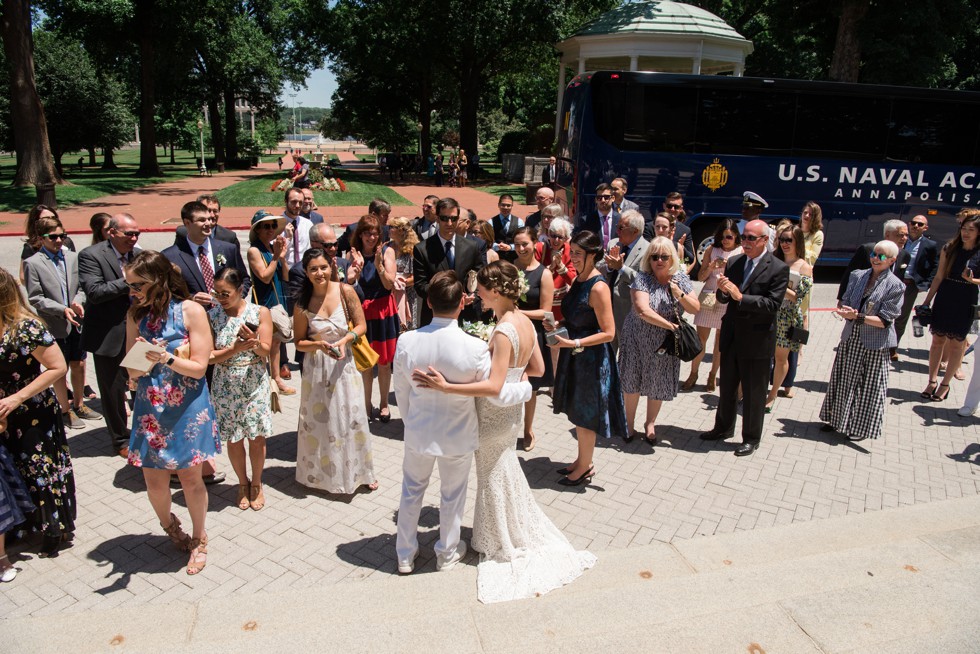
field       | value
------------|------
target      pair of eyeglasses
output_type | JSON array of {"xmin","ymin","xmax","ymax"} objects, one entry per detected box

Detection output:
[
  {"xmin": 666, "ymin": 204, "xmax": 683, "ymax": 210},
  {"xmin": 258, "ymin": 223, "xmax": 278, "ymax": 230},
  {"xmin": 320, "ymin": 242, "xmax": 338, "ymax": 248},
  {"xmin": 549, "ymin": 234, "xmax": 567, "ymax": 240},
  {"xmin": 210, "ymin": 290, "xmax": 234, "ymax": 299},
  {"xmin": 910, "ymin": 221, "xmax": 927, "ymax": 227},
  {"xmin": 118, "ymin": 230, "xmax": 141, "ymax": 238},
  {"xmin": 870, "ymin": 252, "xmax": 890, "ymax": 261},
  {"xmin": 438, "ymin": 214, "xmax": 459, "ymax": 223},
  {"xmin": 43, "ymin": 233, "xmax": 68, "ymax": 241},
  {"xmin": 597, "ymin": 195, "xmax": 613, "ymax": 200},
  {"xmin": 721, "ymin": 234, "xmax": 735, "ymax": 240},
  {"xmin": 649, "ymin": 254, "xmax": 671, "ymax": 263},
  {"xmin": 778, "ymin": 237, "xmax": 795, "ymax": 244},
  {"xmin": 741, "ymin": 234, "xmax": 765, "ymax": 243},
  {"xmin": 127, "ymin": 281, "xmax": 148, "ymax": 292}
]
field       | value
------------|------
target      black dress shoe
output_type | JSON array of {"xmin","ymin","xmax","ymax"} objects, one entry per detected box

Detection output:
[
  {"xmin": 820, "ymin": 424, "xmax": 836, "ymax": 433},
  {"xmin": 734, "ymin": 442, "xmax": 758, "ymax": 457},
  {"xmin": 699, "ymin": 429, "xmax": 734, "ymax": 441},
  {"xmin": 622, "ymin": 431, "xmax": 635, "ymax": 444}
]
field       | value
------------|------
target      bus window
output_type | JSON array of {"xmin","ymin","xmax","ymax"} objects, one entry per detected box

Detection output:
[
  {"xmin": 794, "ymin": 93, "xmax": 889, "ymax": 160},
  {"xmin": 694, "ymin": 88, "xmax": 795, "ymax": 155},
  {"xmin": 887, "ymin": 100, "xmax": 980, "ymax": 165},
  {"xmin": 593, "ymin": 81, "xmax": 698, "ymax": 152}
]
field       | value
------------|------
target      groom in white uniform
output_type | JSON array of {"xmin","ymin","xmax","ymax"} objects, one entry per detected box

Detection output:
[{"xmin": 393, "ymin": 271, "xmax": 530, "ymax": 574}]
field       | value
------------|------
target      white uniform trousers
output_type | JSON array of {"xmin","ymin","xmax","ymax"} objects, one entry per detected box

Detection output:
[{"xmin": 396, "ymin": 449, "xmax": 472, "ymax": 563}]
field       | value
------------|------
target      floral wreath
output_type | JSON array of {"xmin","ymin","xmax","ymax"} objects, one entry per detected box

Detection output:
[{"xmin": 481, "ymin": 269, "xmax": 529, "ymax": 303}]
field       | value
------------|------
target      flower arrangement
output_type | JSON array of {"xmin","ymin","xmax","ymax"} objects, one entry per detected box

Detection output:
[
  {"xmin": 462, "ymin": 320, "xmax": 496, "ymax": 342},
  {"xmin": 215, "ymin": 254, "xmax": 227, "ymax": 267}
]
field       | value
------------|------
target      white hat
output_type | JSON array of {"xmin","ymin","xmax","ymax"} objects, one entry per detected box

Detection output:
[{"xmin": 742, "ymin": 191, "xmax": 768, "ymax": 208}]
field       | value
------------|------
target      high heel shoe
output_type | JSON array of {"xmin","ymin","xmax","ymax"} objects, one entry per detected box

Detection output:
[
  {"xmin": 931, "ymin": 383, "xmax": 951, "ymax": 402},
  {"xmin": 921, "ymin": 379, "xmax": 938, "ymax": 399},
  {"xmin": 556, "ymin": 463, "xmax": 591, "ymax": 476},
  {"xmin": 681, "ymin": 373, "xmax": 698, "ymax": 391},
  {"xmin": 558, "ymin": 467, "xmax": 595, "ymax": 486},
  {"xmin": 706, "ymin": 375, "xmax": 717, "ymax": 393},
  {"xmin": 186, "ymin": 534, "xmax": 208, "ymax": 576},
  {"xmin": 237, "ymin": 482, "xmax": 251, "ymax": 511},
  {"xmin": 162, "ymin": 513, "xmax": 192, "ymax": 552}
]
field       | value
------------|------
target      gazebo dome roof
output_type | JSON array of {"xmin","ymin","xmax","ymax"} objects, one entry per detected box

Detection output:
[{"xmin": 572, "ymin": 1, "xmax": 747, "ymax": 42}]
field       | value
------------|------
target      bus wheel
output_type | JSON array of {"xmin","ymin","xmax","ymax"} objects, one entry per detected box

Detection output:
[{"xmin": 692, "ymin": 219, "xmax": 721, "ymax": 267}]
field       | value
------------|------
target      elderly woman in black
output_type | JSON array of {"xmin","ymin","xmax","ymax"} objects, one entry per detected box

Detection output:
[{"xmin": 819, "ymin": 240, "xmax": 905, "ymax": 441}]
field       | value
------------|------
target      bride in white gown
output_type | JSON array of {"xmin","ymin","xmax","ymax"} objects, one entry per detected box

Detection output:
[{"xmin": 413, "ymin": 261, "xmax": 596, "ymax": 603}]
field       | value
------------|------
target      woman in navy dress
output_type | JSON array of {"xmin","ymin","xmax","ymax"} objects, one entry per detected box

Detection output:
[
  {"xmin": 124, "ymin": 251, "xmax": 220, "ymax": 576},
  {"xmin": 921, "ymin": 211, "xmax": 980, "ymax": 401},
  {"xmin": 549, "ymin": 231, "xmax": 627, "ymax": 486}
]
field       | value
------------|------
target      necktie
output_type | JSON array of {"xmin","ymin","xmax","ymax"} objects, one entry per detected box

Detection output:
[
  {"xmin": 53, "ymin": 254, "xmax": 69, "ymax": 305},
  {"xmin": 198, "ymin": 246, "xmax": 214, "ymax": 292},
  {"xmin": 740, "ymin": 258, "xmax": 754, "ymax": 291},
  {"xmin": 445, "ymin": 240, "xmax": 455, "ymax": 269},
  {"xmin": 118, "ymin": 253, "xmax": 128, "ymax": 276},
  {"xmin": 602, "ymin": 215, "xmax": 610, "ymax": 249}
]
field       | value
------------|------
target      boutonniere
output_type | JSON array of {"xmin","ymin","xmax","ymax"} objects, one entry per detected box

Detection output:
[{"xmin": 215, "ymin": 254, "xmax": 227, "ymax": 267}]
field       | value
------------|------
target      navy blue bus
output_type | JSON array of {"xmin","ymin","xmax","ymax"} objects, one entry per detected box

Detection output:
[{"xmin": 556, "ymin": 71, "xmax": 980, "ymax": 264}]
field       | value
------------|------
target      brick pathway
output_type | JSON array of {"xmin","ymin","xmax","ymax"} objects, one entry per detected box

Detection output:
[{"xmin": 1, "ymin": 230, "xmax": 977, "ymax": 619}]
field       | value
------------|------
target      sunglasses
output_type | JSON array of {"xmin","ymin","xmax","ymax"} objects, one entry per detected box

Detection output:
[
  {"xmin": 597, "ymin": 195, "xmax": 613, "ymax": 200},
  {"xmin": 778, "ymin": 237, "xmax": 795, "ymax": 244},
  {"xmin": 741, "ymin": 234, "xmax": 765, "ymax": 243},
  {"xmin": 870, "ymin": 252, "xmax": 890, "ymax": 261},
  {"xmin": 43, "ymin": 233, "xmax": 68, "ymax": 241},
  {"xmin": 258, "ymin": 223, "xmax": 278, "ymax": 230},
  {"xmin": 118, "ymin": 230, "xmax": 141, "ymax": 238},
  {"xmin": 649, "ymin": 254, "xmax": 672, "ymax": 262},
  {"xmin": 665, "ymin": 204, "xmax": 683, "ymax": 210},
  {"xmin": 126, "ymin": 281, "xmax": 148, "ymax": 292},
  {"xmin": 910, "ymin": 221, "xmax": 927, "ymax": 227},
  {"xmin": 320, "ymin": 241, "xmax": 338, "ymax": 248},
  {"xmin": 438, "ymin": 214, "xmax": 459, "ymax": 223},
  {"xmin": 549, "ymin": 234, "xmax": 567, "ymax": 240},
  {"xmin": 210, "ymin": 290, "xmax": 234, "ymax": 299},
  {"xmin": 721, "ymin": 234, "xmax": 735, "ymax": 240}
]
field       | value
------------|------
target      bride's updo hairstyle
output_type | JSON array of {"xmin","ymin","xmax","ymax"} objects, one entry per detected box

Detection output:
[{"xmin": 478, "ymin": 260, "xmax": 523, "ymax": 301}]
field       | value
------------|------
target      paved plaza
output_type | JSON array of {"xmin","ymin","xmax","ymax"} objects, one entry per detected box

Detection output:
[{"xmin": 1, "ymin": 230, "xmax": 979, "ymax": 651}]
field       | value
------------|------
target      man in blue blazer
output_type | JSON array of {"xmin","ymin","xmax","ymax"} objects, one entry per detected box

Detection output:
[
  {"xmin": 893, "ymin": 214, "xmax": 939, "ymax": 356},
  {"xmin": 162, "ymin": 201, "xmax": 250, "ymax": 307}
]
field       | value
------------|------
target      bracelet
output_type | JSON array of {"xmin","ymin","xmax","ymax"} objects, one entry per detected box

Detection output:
[
  {"xmin": 855, "ymin": 313, "xmax": 866, "ymax": 325},
  {"xmin": 347, "ymin": 330, "xmax": 359, "ymax": 344},
  {"xmin": 574, "ymin": 339, "xmax": 581, "ymax": 348}
]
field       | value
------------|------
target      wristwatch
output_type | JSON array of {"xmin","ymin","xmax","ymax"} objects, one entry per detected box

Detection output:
[
  {"xmin": 165, "ymin": 355, "xmax": 176, "ymax": 366},
  {"xmin": 854, "ymin": 313, "xmax": 866, "ymax": 325}
]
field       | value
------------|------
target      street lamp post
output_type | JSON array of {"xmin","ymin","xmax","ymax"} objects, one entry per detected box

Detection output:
[
  {"xmin": 197, "ymin": 119, "xmax": 205, "ymax": 172},
  {"xmin": 288, "ymin": 92, "xmax": 297, "ymax": 143},
  {"xmin": 297, "ymin": 101, "xmax": 303, "ymax": 139}
]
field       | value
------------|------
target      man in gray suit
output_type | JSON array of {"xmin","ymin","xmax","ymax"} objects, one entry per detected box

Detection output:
[
  {"xmin": 78, "ymin": 213, "xmax": 141, "ymax": 457},
  {"xmin": 24, "ymin": 227, "xmax": 102, "ymax": 429},
  {"xmin": 601, "ymin": 209, "xmax": 648, "ymax": 351}
]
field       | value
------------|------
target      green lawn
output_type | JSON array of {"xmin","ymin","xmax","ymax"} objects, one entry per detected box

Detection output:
[
  {"xmin": 0, "ymin": 148, "xmax": 201, "ymax": 213},
  {"xmin": 476, "ymin": 183, "xmax": 525, "ymax": 197},
  {"xmin": 215, "ymin": 171, "xmax": 411, "ymax": 208}
]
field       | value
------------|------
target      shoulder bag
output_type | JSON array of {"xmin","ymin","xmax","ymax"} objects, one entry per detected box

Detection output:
[
  {"xmin": 663, "ymin": 302, "xmax": 702, "ymax": 362},
  {"xmin": 340, "ymin": 286, "xmax": 379, "ymax": 372},
  {"xmin": 251, "ymin": 285, "xmax": 293, "ymax": 343}
]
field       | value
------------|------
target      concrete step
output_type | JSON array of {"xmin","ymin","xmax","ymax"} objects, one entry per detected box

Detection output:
[{"xmin": 6, "ymin": 495, "xmax": 980, "ymax": 653}]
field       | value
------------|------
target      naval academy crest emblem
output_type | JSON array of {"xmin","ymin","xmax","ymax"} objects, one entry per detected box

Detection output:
[{"xmin": 702, "ymin": 158, "xmax": 728, "ymax": 192}]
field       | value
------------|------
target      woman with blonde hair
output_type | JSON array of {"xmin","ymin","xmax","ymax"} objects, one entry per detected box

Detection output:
[
  {"xmin": 124, "ymin": 251, "xmax": 220, "ymax": 575},
  {"xmin": 0, "ymin": 267, "xmax": 75, "ymax": 559},
  {"xmin": 387, "ymin": 216, "xmax": 420, "ymax": 331}
]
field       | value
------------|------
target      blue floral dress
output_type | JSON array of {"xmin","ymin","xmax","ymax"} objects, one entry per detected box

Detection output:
[
  {"xmin": 128, "ymin": 300, "xmax": 221, "ymax": 469},
  {"xmin": 0, "ymin": 318, "xmax": 74, "ymax": 538},
  {"xmin": 208, "ymin": 303, "xmax": 272, "ymax": 443},
  {"xmin": 552, "ymin": 275, "xmax": 628, "ymax": 438}
]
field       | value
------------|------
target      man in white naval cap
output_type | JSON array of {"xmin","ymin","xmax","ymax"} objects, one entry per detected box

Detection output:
[{"xmin": 741, "ymin": 191, "xmax": 773, "ymax": 251}]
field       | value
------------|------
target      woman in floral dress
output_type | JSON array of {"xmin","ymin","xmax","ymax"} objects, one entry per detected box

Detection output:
[
  {"xmin": 208, "ymin": 268, "xmax": 273, "ymax": 511},
  {"xmin": 0, "ymin": 267, "xmax": 75, "ymax": 559},
  {"xmin": 124, "ymin": 251, "xmax": 220, "ymax": 576}
]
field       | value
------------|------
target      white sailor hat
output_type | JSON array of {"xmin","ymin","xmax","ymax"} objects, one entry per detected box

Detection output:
[{"xmin": 742, "ymin": 191, "xmax": 768, "ymax": 208}]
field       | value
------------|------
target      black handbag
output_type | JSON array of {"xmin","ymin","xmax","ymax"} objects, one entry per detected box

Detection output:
[
  {"xmin": 662, "ymin": 303, "xmax": 702, "ymax": 362},
  {"xmin": 787, "ymin": 326, "xmax": 810, "ymax": 344}
]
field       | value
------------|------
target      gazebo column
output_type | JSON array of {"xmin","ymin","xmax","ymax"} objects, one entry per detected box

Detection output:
[
  {"xmin": 734, "ymin": 62, "xmax": 744, "ymax": 77},
  {"xmin": 578, "ymin": 58, "xmax": 586, "ymax": 74},
  {"xmin": 629, "ymin": 55, "xmax": 638, "ymax": 71},
  {"xmin": 555, "ymin": 62, "xmax": 568, "ymax": 139}
]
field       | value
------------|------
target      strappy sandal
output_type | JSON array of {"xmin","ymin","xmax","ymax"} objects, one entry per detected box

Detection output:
[
  {"xmin": 162, "ymin": 513, "xmax": 192, "ymax": 552},
  {"xmin": 249, "ymin": 485, "xmax": 265, "ymax": 511},
  {"xmin": 931, "ymin": 383, "xmax": 951, "ymax": 402},
  {"xmin": 186, "ymin": 534, "xmax": 208, "ymax": 575},
  {"xmin": 681, "ymin": 373, "xmax": 698, "ymax": 391},
  {"xmin": 237, "ymin": 482, "xmax": 251, "ymax": 511},
  {"xmin": 921, "ymin": 379, "xmax": 939, "ymax": 399}
]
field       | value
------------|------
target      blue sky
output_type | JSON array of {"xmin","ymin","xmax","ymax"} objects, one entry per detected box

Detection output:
[{"xmin": 282, "ymin": 66, "xmax": 337, "ymax": 110}]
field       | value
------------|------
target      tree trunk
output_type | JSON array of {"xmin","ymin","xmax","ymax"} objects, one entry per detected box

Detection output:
[
  {"xmin": 134, "ymin": 0, "xmax": 162, "ymax": 176},
  {"xmin": 169, "ymin": 142, "xmax": 175, "ymax": 164},
  {"xmin": 87, "ymin": 146, "xmax": 97, "ymax": 166},
  {"xmin": 418, "ymin": 76, "xmax": 432, "ymax": 157},
  {"xmin": 102, "ymin": 147, "xmax": 117, "ymax": 169},
  {"xmin": 1, "ymin": 0, "xmax": 64, "ymax": 188},
  {"xmin": 828, "ymin": 0, "xmax": 870, "ymax": 82},
  {"xmin": 224, "ymin": 89, "xmax": 238, "ymax": 160},
  {"xmin": 459, "ymin": 71, "xmax": 480, "ymax": 159},
  {"xmin": 208, "ymin": 96, "xmax": 225, "ymax": 163}
]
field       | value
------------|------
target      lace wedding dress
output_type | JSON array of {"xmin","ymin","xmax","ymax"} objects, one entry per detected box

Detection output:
[{"xmin": 472, "ymin": 321, "xmax": 596, "ymax": 604}]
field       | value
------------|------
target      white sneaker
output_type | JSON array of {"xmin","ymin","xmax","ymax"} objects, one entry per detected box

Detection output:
[
  {"xmin": 436, "ymin": 541, "xmax": 467, "ymax": 572},
  {"xmin": 957, "ymin": 406, "xmax": 977, "ymax": 417},
  {"xmin": 397, "ymin": 552, "xmax": 418, "ymax": 575}
]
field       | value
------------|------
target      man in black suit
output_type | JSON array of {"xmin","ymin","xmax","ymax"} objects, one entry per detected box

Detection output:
[
  {"xmin": 176, "ymin": 194, "xmax": 239, "ymax": 248},
  {"xmin": 301, "ymin": 188, "xmax": 325, "ymax": 225},
  {"xmin": 541, "ymin": 155, "xmax": 558, "ymax": 190},
  {"xmin": 893, "ymin": 214, "xmax": 939, "ymax": 356},
  {"xmin": 575, "ymin": 182, "xmax": 619, "ymax": 251},
  {"xmin": 524, "ymin": 186, "xmax": 555, "ymax": 231},
  {"xmin": 490, "ymin": 193, "xmax": 522, "ymax": 261},
  {"xmin": 413, "ymin": 195, "xmax": 440, "ymax": 241},
  {"xmin": 837, "ymin": 219, "xmax": 911, "ymax": 303},
  {"xmin": 78, "ymin": 213, "xmax": 142, "ymax": 457},
  {"xmin": 413, "ymin": 197, "xmax": 484, "ymax": 326},
  {"xmin": 700, "ymin": 219, "xmax": 790, "ymax": 457},
  {"xmin": 162, "ymin": 201, "xmax": 249, "ymax": 307}
]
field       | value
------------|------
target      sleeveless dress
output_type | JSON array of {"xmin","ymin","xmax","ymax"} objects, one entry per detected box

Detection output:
[
  {"xmin": 358, "ymin": 255, "xmax": 399, "ymax": 364},
  {"xmin": 473, "ymin": 322, "xmax": 596, "ymax": 604},
  {"xmin": 775, "ymin": 273, "xmax": 813, "ymax": 352},
  {"xmin": 0, "ymin": 318, "xmax": 74, "ymax": 538},
  {"xmin": 128, "ymin": 301, "xmax": 221, "ymax": 469},
  {"xmin": 930, "ymin": 246, "xmax": 980, "ymax": 341},
  {"xmin": 694, "ymin": 245, "xmax": 742, "ymax": 329},
  {"xmin": 296, "ymin": 305, "xmax": 374, "ymax": 493},
  {"xmin": 208, "ymin": 302, "xmax": 272, "ymax": 443},
  {"xmin": 552, "ymin": 276, "xmax": 628, "ymax": 439},
  {"xmin": 516, "ymin": 264, "xmax": 554, "ymax": 389}
]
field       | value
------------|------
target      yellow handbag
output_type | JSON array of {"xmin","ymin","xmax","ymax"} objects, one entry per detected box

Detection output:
[{"xmin": 340, "ymin": 286, "xmax": 379, "ymax": 372}]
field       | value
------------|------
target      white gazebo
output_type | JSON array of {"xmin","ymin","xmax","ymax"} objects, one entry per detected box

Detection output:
[{"xmin": 555, "ymin": 1, "xmax": 753, "ymax": 132}]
